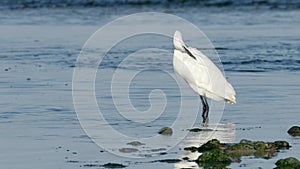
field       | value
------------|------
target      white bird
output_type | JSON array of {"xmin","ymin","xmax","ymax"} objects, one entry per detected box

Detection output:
[{"xmin": 173, "ymin": 31, "xmax": 236, "ymax": 123}]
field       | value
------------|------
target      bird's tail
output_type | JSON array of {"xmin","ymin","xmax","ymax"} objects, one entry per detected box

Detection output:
[{"xmin": 225, "ymin": 82, "xmax": 236, "ymax": 104}]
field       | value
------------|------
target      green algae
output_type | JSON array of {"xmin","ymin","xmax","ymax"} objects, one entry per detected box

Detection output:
[
  {"xmin": 158, "ymin": 127, "xmax": 173, "ymax": 136},
  {"xmin": 287, "ymin": 126, "xmax": 300, "ymax": 137},
  {"xmin": 197, "ymin": 149, "xmax": 231, "ymax": 168},
  {"xmin": 184, "ymin": 139, "xmax": 291, "ymax": 168},
  {"xmin": 126, "ymin": 141, "xmax": 145, "ymax": 146},
  {"xmin": 103, "ymin": 163, "xmax": 126, "ymax": 168},
  {"xmin": 275, "ymin": 157, "xmax": 300, "ymax": 169}
]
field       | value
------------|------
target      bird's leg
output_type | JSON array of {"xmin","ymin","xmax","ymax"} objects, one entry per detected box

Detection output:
[{"xmin": 200, "ymin": 96, "xmax": 209, "ymax": 124}]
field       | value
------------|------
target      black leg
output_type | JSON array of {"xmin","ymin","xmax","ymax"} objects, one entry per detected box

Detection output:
[{"xmin": 200, "ymin": 96, "xmax": 209, "ymax": 124}]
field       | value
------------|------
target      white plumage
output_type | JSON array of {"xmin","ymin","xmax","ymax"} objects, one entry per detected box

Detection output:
[{"xmin": 173, "ymin": 31, "xmax": 236, "ymax": 122}]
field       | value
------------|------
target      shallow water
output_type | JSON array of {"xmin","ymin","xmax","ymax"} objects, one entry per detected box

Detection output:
[{"xmin": 0, "ymin": 4, "xmax": 300, "ymax": 169}]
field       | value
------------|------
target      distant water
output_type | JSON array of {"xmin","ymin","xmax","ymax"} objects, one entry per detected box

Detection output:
[
  {"xmin": 0, "ymin": 5, "xmax": 299, "ymax": 73},
  {"xmin": 0, "ymin": 2, "xmax": 300, "ymax": 169},
  {"xmin": 1, "ymin": 0, "xmax": 300, "ymax": 9}
]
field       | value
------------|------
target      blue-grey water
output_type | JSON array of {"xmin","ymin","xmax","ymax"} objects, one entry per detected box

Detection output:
[{"xmin": 0, "ymin": 1, "xmax": 300, "ymax": 169}]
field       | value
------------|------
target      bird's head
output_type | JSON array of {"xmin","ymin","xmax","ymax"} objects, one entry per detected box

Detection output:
[{"xmin": 173, "ymin": 31, "xmax": 186, "ymax": 52}]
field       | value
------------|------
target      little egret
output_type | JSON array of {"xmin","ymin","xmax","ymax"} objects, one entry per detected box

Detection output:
[{"xmin": 173, "ymin": 31, "xmax": 236, "ymax": 124}]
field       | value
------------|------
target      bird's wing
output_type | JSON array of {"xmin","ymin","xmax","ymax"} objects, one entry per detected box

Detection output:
[
  {"xmin": 185, "ymin": 46, "xmax": 236, "ymax": 103},
  {"xmin": 186, "ymin": 47, "xmax": 212, "ymax": 66}
]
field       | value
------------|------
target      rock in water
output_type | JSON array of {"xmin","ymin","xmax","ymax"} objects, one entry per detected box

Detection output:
[
  {"xmin": 287, "ymin": 126, "xmax": 300, "ymax": 137},
  {"xmin": 275, "ymin": 157, "xmax": 300, "ymax": 169},
  {"xmin": 197, "ymin": 149, "xmax": 231, "ymax": 168},
  {"xmin": 118, "ymin": 148, "xmax": 138, "ymax": 153},
  {"xmin": 103, "ymin": 163, "xmax": 126, "ymax": 168},
  {"xmin": 198, "ymin": 139, "xmax": 227, "ymax": 152},
  {"xmin": 185, "ymin": 139, "xmax": 291, "ymax": 168},
  {"xmin": 126, "ymin": 141, "xmax": 145, "ymax": 146},
  {"xmin": 188, "ymin": 128, "xmax": 203, "ymax": 132},
  {"xmin": 158, "ymin": 159, "xmax": 181, "ymax": 163},
  {"xmin": 188, "ymin": 128, "xmax": 213, "ymax": 132},
  {"xmin": 184, "ymin": 146, "xmax": 198, "ymax": 152},
  {"xmin": 158, "ymin": 127, "xmax": 173, "ymax": 136},
  {"xmin": 274, "ymin": 141, "xmax": 291, "ymax": 149}
]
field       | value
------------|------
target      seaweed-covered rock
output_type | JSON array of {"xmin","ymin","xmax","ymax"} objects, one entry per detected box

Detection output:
[
  {"xmin": 158, "ymin": 159, "xmax": 181, "ymax": 163},
  {"xmin": 198, "ymin": 139, "xmax": 226, "ymax": 152},
  {"xmin": 226, "ymin": 140, "xmax": 289, "ymax": 160},
  {"xmin": 228, "ymin": 142, "xmax": 254, "ymax": 151},
  {"xmin": 226, "ymin": 140, "xmax": 289, "ymax": 152},
  {"xmin": 275, "ymin": 157, "xmax": 300, "ymax": 169},
  {"xmin": 197, "ymin": 149, "xmax": 231, "ymax": 168},
  {"xmin": 188, "ymin": 128, "xmax": 214, "ymax": 132},
  {"xmin": 126, "ymin": 141, "xmax": 145, "ymax": 146},
  {"xmin": 287, "ymin": 126, "xmax": 300, "ymax": 137},
  {"xmin": 188, "ymin": 128, "xmax": 203, "ymax": 132},
  {"xmin": 184, "ymin": 146, "xmax": 198, "ymax": 152},
  {"xmin": 239, "ymin": 139, "xmax": 252, "ymax": 144},
  {"xmin": 158, "ymin": 127, "xmax": 173, "ymax": 136},
  {"xmin": 193, "ymin": 139, "xmax": 291, "ymax": 168},
  {"xmin": 103, "ymin": 163, "xmax": 126, "ymax": 168},
  {"xmin": 274, "ymin": 141, "xmax": 290, "ymax": 149},
  {"xmin": 119, "ymin": 148, "xmax": 138, "ymax": 153}
]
